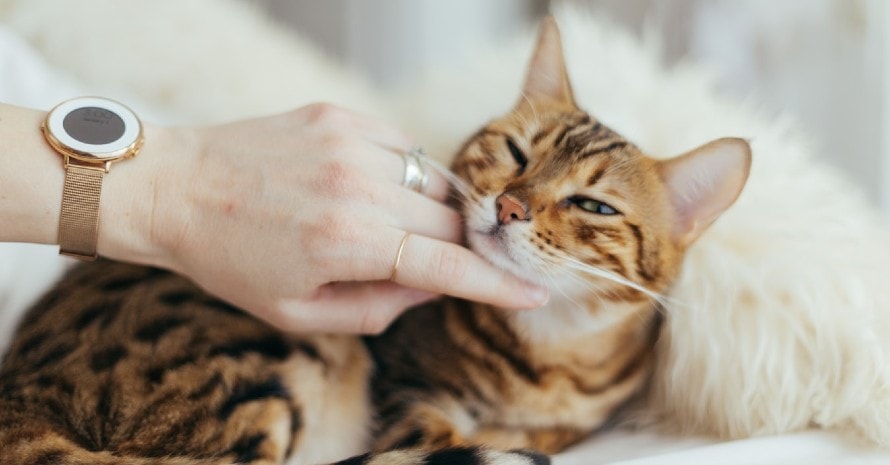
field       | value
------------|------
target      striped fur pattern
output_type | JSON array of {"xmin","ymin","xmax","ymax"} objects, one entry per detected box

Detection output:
[
  {"xmin": 0, "ymin": 18, "xmax": 749, "ymax": 465},
  {"xmin": 0, "ymin": 263, "xmax": 548, "ymax": 465},
  {"xmin": 0, "ymin": 262, "xmax": 373, "ymax": 465}
]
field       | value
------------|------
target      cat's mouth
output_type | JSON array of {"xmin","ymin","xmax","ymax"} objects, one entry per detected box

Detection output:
[
  {"xmin": 468, "ymin": 227, "xmax": 506, "ymax": 254},
  {"xmin": 462, "ymin": 194, "xmax": 547, "ymax": 286},
  {"xmin": 481, "ymin": 224, "xmax": 504, "ymax": 239},
  {"xmin": 467, "ymin": 225, "xmax": 545, "ymax": 286}
]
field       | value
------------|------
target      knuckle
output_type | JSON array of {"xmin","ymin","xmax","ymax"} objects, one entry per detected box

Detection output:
[
  {"xmin": 313, "ymin": 211, "xmax": 360, "ymax": 247},
  {"xmin": 301, "ymin": 210, "xmax": 355, "ymax": 254},
  {"xmin": 314, "ymin": 160, "xmax": 362, "ymax": 199},
  {"xmin": 318, "ymin": 131, "xmax": 353, "ymax": 154},
  {"xmin": 304, "ymin": 102, "xmax": 347, "ymax": 125}
]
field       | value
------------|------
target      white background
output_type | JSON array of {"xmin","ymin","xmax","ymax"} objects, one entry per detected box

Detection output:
[{"xmin": 258, "ymin": 0, "xmax": 889, "ymax": 219}]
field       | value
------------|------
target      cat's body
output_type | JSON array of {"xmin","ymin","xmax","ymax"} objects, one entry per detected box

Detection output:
[
  {"xmin": 0, "ymin": 262, "xmax": 371, "ymax": 465},
  {"xmin": 0, "ymin": 258, "xmax": 657, "ymax": 464},
  {"xmin": 0, "ymin": 18, "xmax": 750, "ymax": 465}
]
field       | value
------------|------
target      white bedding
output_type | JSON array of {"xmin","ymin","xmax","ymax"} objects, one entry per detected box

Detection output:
[
  {"xmin": 1, "ymin": 21, "xmax": 889, "ymax": 465},
  {"xmin": 0, "ymin": 26, "xmax": 79, "ymax": 354}
]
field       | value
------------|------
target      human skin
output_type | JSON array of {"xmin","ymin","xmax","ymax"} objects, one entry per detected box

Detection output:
[{"xmin": 0, "ymin": 102, "xmax": 548, "ymax": 333}]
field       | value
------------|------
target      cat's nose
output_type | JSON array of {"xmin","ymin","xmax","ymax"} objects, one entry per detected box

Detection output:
[{"xmin": 496, "ymin": 193, "xmax": 529, "ymax": 225}]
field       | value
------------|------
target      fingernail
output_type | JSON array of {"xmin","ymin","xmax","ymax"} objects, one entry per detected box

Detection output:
[{"xmin": 524, "ymin": 284, "xmax": 549, "ymax": 308}]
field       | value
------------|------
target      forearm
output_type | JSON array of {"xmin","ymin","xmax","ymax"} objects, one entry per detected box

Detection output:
[
  {"xmin": 0, "ymin": 103, "xmax": 64, "ymax": 245},
  {"xmin": 0, "ymin": 101, "xmax": 186, "ymax": 268}
]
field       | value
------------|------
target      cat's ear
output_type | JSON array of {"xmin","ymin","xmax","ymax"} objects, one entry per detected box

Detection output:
[
  {"xmin": 521, "ymin": 16, "xmax": 575, "ymax": 105},
  {"xmin": 658, "ymin": 137, "xmax": 751, "ymax": 247}
]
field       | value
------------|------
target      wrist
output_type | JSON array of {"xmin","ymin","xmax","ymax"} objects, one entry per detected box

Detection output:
[{"xmin": 98, "ymin": 123, "xmax": 199, "ymax": 270}]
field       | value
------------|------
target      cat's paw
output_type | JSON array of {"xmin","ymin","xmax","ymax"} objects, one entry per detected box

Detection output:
[
  {"xmin": 425, "ymin": 448, "xmax": 549, "ymax": 465},
  {"xmin": 331, "ymin": 447, "xmax": 550, "ymax": 465},
  {"xmin": 492, "ymin": 449, "xmax": 551, "ymax": 465}
]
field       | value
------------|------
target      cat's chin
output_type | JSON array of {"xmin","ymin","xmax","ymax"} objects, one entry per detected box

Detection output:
[{"xmin": 467, "ymin": 230, "xmax": 547, "ymax": 287}]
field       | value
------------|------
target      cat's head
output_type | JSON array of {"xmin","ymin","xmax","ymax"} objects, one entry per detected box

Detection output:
[{"xmin": 452, "ymin": 17, "xmax": 750, "ymax": 309}]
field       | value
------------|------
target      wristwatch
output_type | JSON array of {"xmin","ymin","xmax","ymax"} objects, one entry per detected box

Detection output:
[{"xmin": 42, "ymin": 97, "xmax": 144, "ymax": 260}]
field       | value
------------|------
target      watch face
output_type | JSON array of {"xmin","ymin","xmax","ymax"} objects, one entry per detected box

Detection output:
[
  {"xmin": 63, "ymin": 107, "xmax": 126, "ymax": 145},
  {"xmin": 44, "ymin": 97, "xmax": 143, "ymax": 161}
]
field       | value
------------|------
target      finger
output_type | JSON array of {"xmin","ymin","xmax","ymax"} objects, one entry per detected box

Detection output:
[
  {"xmin": 274, "ymin": 282, "xmax": 439, "ymax": 334},
  {"xmin": 355, "ymin": 144, "xmax": 451, "ymax": 201},
  {"xmin": 333, "ymin": 107, "xmax": 415, "ymax": 153},
  {"xmin": 388, "ymin": 232, "xmax": 549, "ymax": 310},
  {"xmin": 327, "ymin": 227, "xmax": 548, "ymax": 309},
  {"xmin": 295, "ymin": 103, "xmax": 414, "ymax": 153},
  {"xmin": 382, "ymin": 186, "xmax": 464, "ymax": 243}
]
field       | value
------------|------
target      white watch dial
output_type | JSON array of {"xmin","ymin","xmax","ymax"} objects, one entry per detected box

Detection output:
[{"xmin": 45, "ymin": 97, "xmax": 142, "ymax": 160}]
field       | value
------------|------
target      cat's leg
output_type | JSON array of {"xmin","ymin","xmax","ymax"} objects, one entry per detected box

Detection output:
[
  {"xmin": 373, "ymin": 398, "xmax": 585, "ymax": 455},
  {"xmin": 368, "ymin": 402, "xmax": 550, "ymax": 465},
  {"xmin": 373, "ymin": 402, "xmax": 466, "ymax": 451}
]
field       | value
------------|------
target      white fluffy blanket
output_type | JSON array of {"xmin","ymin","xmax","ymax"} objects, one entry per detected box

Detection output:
[{"xmin": 3, "ymin": 1, "xmax": 890, "ymax": 463}]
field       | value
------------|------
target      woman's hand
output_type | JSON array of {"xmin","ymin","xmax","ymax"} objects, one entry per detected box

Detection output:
[{"xmin": 103, "ymin": 103, "xmax": 548, "ymax": 333}]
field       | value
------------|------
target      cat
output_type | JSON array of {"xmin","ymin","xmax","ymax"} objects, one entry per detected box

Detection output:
[{"xmin": 0, "ymin": 17, "xmax": 750, "ymax": 465}]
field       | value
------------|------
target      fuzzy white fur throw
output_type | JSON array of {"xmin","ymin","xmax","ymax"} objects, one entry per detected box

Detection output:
[{"xmin": 4, "ymin": 0, "xmax": 890, "ymax": 448}]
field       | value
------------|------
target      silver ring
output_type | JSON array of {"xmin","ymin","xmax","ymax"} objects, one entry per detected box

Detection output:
[{"xmin": 401, "ymin": 146, "xmax": 429, "ymax": 193}]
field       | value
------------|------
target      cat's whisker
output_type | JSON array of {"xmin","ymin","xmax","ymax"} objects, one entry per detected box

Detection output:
[
  {"xmin": 536, "ymin": 262, "xmax": 557, "ymax": 287},
  {"xmin": 602, "ymin": 156, "xmax": 636, "ymax": 176},
  {"xmin": 548, "ymin": 268, "xmax": 596, "ymax": 315},
  {"xmin": 552, "ymin": 263, "xmax": 612, "ymax": 311},
  {"xmin": 512, "ymin": 113, "xmax": 534, "ymax": 134},
  {"xmin": 535, "ymin": 237, "xmax": 686, "ymax": 311},
  {"xmin": 532, "ymin": 258, "xmax": 584, "ymax": 313},
  {"xmin": 555, "ymin": 253, "xmax": 669, "ymax": 305},
  {"xmin": 508, "ymin": 97, "xmax": 538, "ymax": 133},
  {"xmin": 522, "ymin": 238, "xmax": 607, "ymax": 314},
  {"xmin": 461, "ymin": 200, "xmax": 489, "ymax": 223},
  {"xmin": 528, "ymin": 230, "xmax": 681, "ymax": 306},
  {"xmin": 419, "ymin": 154, "xmax": 473, "ymax": 200},
  {"xmin": 518, "ymin": 92, "xmax": 540, "ymax": 122},
  {"xmin": 555, "ymin": 263, "xmax": 601, "ymax": 292}
]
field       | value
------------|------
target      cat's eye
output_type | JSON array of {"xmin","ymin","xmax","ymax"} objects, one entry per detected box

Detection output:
[
  {"xmin": 506, "ymin": 138, "xmax": 528, "ymax": 174},
  {"xmin": 569, "ymin": 196, "xmax": 620, "ymax": 215}
]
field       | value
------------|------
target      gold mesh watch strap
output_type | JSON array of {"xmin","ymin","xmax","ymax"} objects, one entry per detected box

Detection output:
[{"xmin": 59, "ymin": 165, "xmax": 105, "ymax": 260}]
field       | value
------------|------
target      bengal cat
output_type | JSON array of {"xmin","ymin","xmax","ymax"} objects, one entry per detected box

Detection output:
[{"xmin": 0, "ymin": 18, "xmax": 750, "ymax": 465}]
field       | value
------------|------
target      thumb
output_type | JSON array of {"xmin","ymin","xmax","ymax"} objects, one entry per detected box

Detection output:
[{"xmin": 273, "ymin": 282, "xmax": 439, "ymax": 334}]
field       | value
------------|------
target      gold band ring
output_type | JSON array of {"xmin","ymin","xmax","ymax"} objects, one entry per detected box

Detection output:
[{"xmin": 390, "ymin": 232, "xmax": 411, "ymax": 281}]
